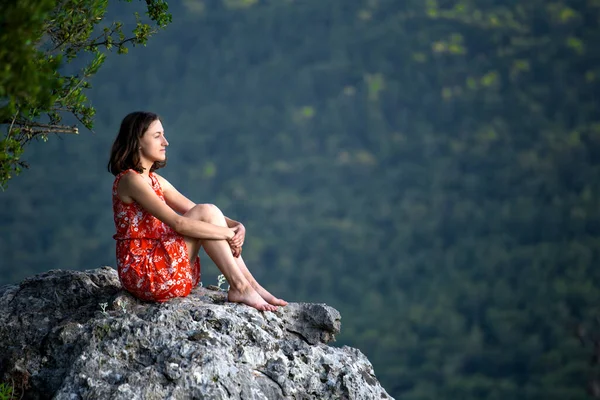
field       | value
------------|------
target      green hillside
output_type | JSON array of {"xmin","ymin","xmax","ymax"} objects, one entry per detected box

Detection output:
[{"xmin": 2, "ymin": 0, "xmax": 600, "ymax": 398}]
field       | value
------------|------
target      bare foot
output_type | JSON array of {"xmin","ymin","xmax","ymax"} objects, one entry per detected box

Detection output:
[
  {"xmin": 253, "ymin": 283, "xmax": 288, "ymax": 307},
  {"xmin": 228, "ymin": 286, "xmax": 278, "ymax": 312}
]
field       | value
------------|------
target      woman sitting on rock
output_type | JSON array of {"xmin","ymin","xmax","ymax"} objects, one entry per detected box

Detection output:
[{"xmin": 107, "ymin": 111, "xmax": 287, "ymax": 311}]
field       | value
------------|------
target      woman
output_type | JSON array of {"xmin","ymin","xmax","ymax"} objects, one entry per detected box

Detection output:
[{"xmin": 107, "ymin": 111, "xmax": 287, "ymax": 311}]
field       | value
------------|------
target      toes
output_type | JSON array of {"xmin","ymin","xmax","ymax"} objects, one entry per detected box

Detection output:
[{"xmin": 262, "ymin": 304, "xmax": 276, "ymax": 312}]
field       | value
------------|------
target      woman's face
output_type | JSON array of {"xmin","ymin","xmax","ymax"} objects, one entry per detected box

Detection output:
[{"xmin": 139, "ymin": 119, "xmax": 168, "ymax": 163}]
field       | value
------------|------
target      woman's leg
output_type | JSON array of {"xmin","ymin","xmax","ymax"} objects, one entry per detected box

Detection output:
[
  {"xmin": 233, "ymin": 256, "xmax": 287, "ymax": 306},
  {"xmin": 183, "ymin": 204, "xmax": 277, "ymax": 312}
]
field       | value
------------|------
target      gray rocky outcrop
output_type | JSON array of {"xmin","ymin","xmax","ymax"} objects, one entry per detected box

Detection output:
[{"xmin": 0, "ymin": 267, "xmax": 393, "ymax": 399}]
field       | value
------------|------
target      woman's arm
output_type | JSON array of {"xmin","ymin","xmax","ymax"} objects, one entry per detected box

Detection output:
[
  {"xmin": 225, "ymin": 216, "xmax": 240, "ymax": 227},
  {"xmin": 119, "ymin": 172, "xmax": 234, "ymax": 240},
  {"xmin": 155, "ymin": 174, "xmax": 196, "ymax": 214},
  {"xmin": 157, "ymin": 174, "xmax": 242, "ymax": 227}
]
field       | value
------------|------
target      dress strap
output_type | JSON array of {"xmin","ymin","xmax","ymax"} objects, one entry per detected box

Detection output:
[{"xmin": 150, "ymin": 172, "xmax": 163, "ymax": 192}]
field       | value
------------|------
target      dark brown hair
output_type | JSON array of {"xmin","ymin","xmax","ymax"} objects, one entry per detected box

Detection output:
[{"xmin": 107, "ymin": 111, "xmax": 166, "ymax": 175}]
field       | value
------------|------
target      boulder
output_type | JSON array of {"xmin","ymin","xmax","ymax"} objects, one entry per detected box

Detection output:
[{"xmin": 0, "ymin": 267, "xmax": 393, "ymax": 399}]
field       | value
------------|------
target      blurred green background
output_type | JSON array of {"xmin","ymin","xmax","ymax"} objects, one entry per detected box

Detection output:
[{"xmin": 3, "ymin": 0, "xmax": 600, "ymax": 398}]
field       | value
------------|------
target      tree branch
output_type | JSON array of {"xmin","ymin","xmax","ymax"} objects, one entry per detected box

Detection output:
[{"xmin": 13, "ymin": 122, "xmax": 79, "ymax": 134}]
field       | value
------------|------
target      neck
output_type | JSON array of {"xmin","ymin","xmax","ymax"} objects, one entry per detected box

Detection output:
[{"xmin": 139, "ymin": 158, "xmax": 153, "ymax": 176}]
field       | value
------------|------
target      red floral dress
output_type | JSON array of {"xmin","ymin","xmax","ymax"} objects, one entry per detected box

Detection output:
[{"xmin": 112, "ymin": 169, "xmax": 200, "ymax": 302}]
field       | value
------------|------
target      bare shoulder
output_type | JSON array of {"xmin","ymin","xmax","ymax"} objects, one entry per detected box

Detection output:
[
  {"xmin": 119, "ymin": 170, "xmax": 144, "ymax": 187},
  {"xmin": 117, "ymin": 170, "xmax": 149, "ymax": 202}
]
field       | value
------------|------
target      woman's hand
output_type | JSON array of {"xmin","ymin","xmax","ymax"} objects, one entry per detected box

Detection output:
[
  {"xmin": 229, "ymin": 223, "xmax": 246, "ymax": 248},
  {"xmin": 231, "ymin": 246, "xmax": 242, "ymax": 258},
  {"xmin": 227, "ymin": 222, "xmax": 245, "ymax": 258}
]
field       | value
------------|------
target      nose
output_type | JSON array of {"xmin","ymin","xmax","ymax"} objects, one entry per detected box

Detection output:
[{"xmin": 163, "ymin": 136, "xmax": 169, "ymax": 146}]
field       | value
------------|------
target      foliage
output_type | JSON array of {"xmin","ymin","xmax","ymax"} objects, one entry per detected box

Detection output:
[
  {"xmin": 217, "ymin": 274, "xmax": 229, "ymax": 291},
  {"xmin": 0, "ymin": 0, "xmax": 172, "ymax": 188},
  {"xmin": 0, "ymin": 382, "xmax": 14, "ymax": 400}
]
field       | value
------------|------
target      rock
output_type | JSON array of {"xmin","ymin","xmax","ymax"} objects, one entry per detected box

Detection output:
[{"xmin": 0, "ymin": 267, "xmax": 393, "ymax": 399}]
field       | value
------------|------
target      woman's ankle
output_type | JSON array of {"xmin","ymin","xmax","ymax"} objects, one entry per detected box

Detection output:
[{"xmin": 228, "ymin": 280, "xmax": 253, "ymax": 293}]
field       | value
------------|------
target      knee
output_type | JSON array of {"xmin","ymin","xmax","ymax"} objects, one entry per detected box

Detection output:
[
  {"xmin": 201, "ymin": 203, "xmax": 224, "ymax": 219},
  {"xmin": 189, "ymin": 203, "xmax": 224, "ymax": 223}
]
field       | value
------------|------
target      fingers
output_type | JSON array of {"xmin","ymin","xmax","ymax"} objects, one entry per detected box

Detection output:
[
  {"xmin": 229, "ymin": 235, "xmax": 244, "ymax": 248},
  {"xmin": 230, "ymin": 224, "xmax": 246, "ymax": 248},
  {"xmin": 228, "ymin": 226, "xmax": 245, "ymax": 253},
  {"xmin": 230, "ymin": 246, "xmax": 242, "ymax": 258}
]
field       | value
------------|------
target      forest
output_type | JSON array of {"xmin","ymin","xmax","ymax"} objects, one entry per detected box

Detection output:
[{"xmin": 2, "ymin": 0, "xmax": 600, "ymax": 398}]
